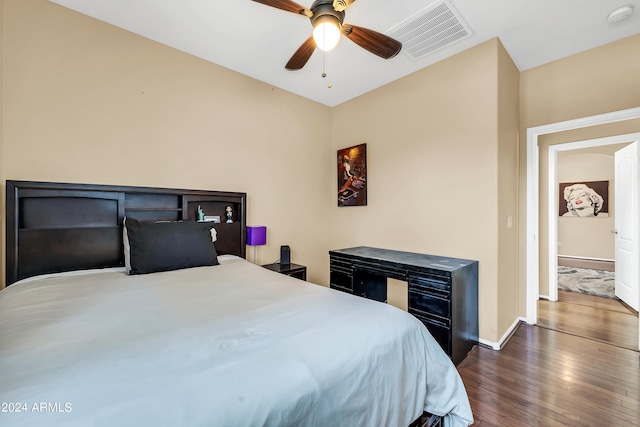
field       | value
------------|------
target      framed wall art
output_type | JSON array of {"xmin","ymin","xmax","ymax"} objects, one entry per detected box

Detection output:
[
  {"xmin": 337, "ymin": 143, "xmax": 367, "ymax": 207},
  {"xmin": 559, "ymin": 180, "xmax": 609, "ymax": 217}
]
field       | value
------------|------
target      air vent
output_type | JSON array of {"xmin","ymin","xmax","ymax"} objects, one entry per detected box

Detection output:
[{"xmin": 387, "ymin": 0, "xmax": 473, "ymax": 61}]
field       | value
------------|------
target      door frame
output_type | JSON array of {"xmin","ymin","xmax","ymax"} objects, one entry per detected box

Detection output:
[
  {"xmin": 547, "ymin": 134, "xmax": 640, "ymax": 303},
  {"xmin": 526, "ymin": 107, "xmax": 640, "ymax": 326}
]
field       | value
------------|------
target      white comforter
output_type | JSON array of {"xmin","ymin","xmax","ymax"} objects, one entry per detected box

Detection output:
[{"xmin": 0, "ymin": 256, "xmax": 473, "ymax": 427}]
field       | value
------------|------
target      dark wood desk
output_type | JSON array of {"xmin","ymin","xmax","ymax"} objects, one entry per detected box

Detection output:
[{"xmin": 329, "ymin": 246, "xmax": 478, "ymax": 366}]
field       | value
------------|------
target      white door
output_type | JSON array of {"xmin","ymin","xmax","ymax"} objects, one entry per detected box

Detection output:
[{"xmin": 614, "ymin": 141, "xmax": 639, "ymax": 312}]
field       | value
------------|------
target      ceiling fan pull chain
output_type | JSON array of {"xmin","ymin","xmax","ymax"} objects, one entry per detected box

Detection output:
[
  {"xmin": 322, "ymin": 52, "xmax": 333, "ymax": 88},
  {"xmin": 322, "ymin": 51, "xmax": 327, "ymax": 77}
]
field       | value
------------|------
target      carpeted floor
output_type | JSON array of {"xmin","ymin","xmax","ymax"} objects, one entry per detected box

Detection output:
[{"xmin": 557, "ymin": 266, "xmax": 617, "ymax": 299}]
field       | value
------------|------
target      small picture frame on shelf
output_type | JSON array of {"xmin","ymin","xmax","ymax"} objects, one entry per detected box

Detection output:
[{"xmin": 203, "ymin": 215, "xmax": 221, "ymax": 223}]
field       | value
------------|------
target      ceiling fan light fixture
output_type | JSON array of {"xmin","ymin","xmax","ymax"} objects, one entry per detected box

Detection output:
[
  {"xmin": 313, "ymin": 16, "xmax": 341, "ymax": 51},
  {"xmin": 252, "ymin": 0, "xmax": 400, "ymax": 70}
]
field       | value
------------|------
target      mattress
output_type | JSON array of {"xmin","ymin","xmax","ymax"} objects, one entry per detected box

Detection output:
[{"xmin": 0, "ymin": 255, "xmax": 473, "ymax": 427}]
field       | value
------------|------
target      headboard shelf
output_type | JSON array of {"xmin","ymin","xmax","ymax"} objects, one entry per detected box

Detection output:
[
  {"xmin": 6, "ymin": 180, "xmax": 247, "ymax": 286},
  {"xmin": 18, "ymin": 226, "xmax": 121, "ymax": 231},
  {"xmin": 124, "ymin": 208, "xmax": 184, "ymax": 212}
]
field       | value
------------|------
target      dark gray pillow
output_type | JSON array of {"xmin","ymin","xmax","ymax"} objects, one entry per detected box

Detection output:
[{"xmin": 124, "ymin": 218, "xmax": 218, "ymax": 275}]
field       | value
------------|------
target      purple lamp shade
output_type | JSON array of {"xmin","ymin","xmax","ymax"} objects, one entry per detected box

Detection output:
[{"xmin": 247, "ymin": 226, "xmax": 267, "ymax": 246}]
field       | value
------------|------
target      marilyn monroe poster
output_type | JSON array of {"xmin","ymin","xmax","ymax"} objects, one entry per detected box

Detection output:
[{"xmin": 559, "ymin": 181, "xmax": 609, "ymax": 217}]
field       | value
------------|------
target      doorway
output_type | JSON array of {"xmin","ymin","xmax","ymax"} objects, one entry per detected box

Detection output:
[
  {"xmin": 543, "ymin": 139, "xmax": 639, "ymax": 349},
  {"xmin": 547, "ymin": 136, "xmax": 637, "ymax": 303},
  {"xmin": 525, "ymin": 106, "xmax": 640, "ymax": 351}
]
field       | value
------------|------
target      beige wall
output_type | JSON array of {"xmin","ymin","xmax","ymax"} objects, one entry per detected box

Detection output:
[
  {"xmin": 2, "ymin": 0, "xmax": 333, "ymax": 287},
  {"xmin": 331, "ymin": 39, "xmax": 512, "ymax": 343},
  {"xmin": 520, "ymin": 34, "xmax": 640, "ymax": 303},
  {"xmin": 497, "ymin": 42, "xmax": 520, "ymax": 339},
  {"xmin": 557, "ymin": 153, "xmax": 614, "ymax": 259}
]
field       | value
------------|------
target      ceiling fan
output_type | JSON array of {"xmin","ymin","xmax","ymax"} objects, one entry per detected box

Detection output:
[{"xmin": 251, "ymin": 0, "xmax": 402, "ymax": 70}]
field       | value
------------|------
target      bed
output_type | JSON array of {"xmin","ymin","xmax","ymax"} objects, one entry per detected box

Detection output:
[{"xmin": 1, "ymin": 180, "xmax": 473, "ymax": 427}]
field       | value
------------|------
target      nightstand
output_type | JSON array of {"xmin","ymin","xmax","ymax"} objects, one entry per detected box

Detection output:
[{"xmin": 262, "ymin": 263, "xmax": 307, "ymax": 281}]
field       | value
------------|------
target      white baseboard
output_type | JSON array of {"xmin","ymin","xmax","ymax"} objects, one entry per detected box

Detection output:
[
  {"xmin": 558, "ymin": 255, "xmax": 614, "ymax": 262},
  {"xmin": 478, "ymin": 317, "xmax": 526, "ymax": 350},
  {"xmin": 557, "ymin": 256, "xmax": 615, "ymax": 272}
]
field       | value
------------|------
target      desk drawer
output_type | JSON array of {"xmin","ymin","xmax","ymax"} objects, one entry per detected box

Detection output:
[
  {"xmin": 330, "ymin": 270, "xmax": 353, "ymax": 291},
  {"xmin": 408, "ymin": 275, "xmax": 450, "ymax": 298},
  {"xmin": 410, "ymin": 310, "xmax": 451, "ymax": 355},
  {"xmin": 329, "ymin": 256, "xmax": 352, "ymax": 274},
  {"xmin": 409, "ymin": 288, "xmax": 451, "ymax": 319}
]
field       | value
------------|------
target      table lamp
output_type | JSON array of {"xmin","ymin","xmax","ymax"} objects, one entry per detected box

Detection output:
[{"xmin": 246, "ymin": 225, "xmax": 267, "ymax": 264}]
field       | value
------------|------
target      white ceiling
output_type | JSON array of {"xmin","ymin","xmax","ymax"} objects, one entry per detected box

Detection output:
[{"xmin": 49, "ymin": 0, "xmax": 640, "ymax": 107}]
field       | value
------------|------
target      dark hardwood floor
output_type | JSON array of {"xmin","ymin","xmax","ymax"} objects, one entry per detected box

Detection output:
[
  {"xmin": 457, "ymin": 323, "xmax": 640, "ymax": 426},
  {"xmin": 538, "ymin": 290, "xmax": 638, "ymax": 350}
]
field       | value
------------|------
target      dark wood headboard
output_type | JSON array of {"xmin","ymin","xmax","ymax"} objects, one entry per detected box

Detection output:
[{"xmin": 6, "ymin": 180, "xmax": 247, "ymax": 286}]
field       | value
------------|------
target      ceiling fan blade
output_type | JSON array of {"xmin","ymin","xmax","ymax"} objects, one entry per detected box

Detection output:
[
  {"xmin": 342, "ymin": 24, "xmax": 402, "ymax": 59},
  {"xmin": 251, "ymin": 0, "xmax": 313, "ymax": 17},
  {"xmin": 285, "ymin": 36, "xmax": 317, "ymax": 70}
]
